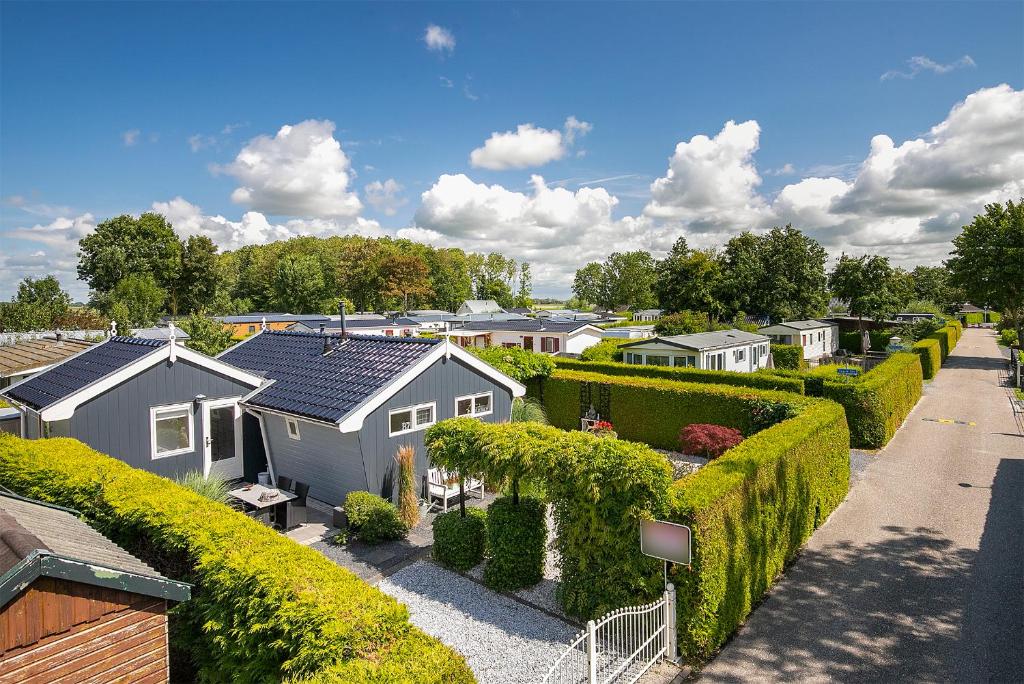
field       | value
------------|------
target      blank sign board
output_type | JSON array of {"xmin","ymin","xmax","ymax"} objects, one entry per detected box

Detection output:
[{"xmin": 640, "ymin": 519, "xmax": 691, "ymax": 565}]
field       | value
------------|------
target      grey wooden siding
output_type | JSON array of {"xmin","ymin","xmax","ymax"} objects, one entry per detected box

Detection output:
[
  {"xmin": 0, "ymin": 415, "xmax": 20, "ymax": 435},
  {"xmin": 360, "ymin": 355, "xmax": 513, "ymax": 501},
  {"xmin": 261, "ymin": 412, "xmax": 366, "ymax": 505},
  {"xmin": 65, "ymin": 359, "xmax": 254, "ymax": 479}
]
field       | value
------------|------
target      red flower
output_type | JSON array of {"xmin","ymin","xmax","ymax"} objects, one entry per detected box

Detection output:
[{"xmin": 593, "ymin": 420, "xmax": 615, "ymax": 431}]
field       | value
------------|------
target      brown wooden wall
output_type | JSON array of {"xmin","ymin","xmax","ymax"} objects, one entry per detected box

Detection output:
[{"xmin": 0, "ymin": 577, "xmax": 169, "ymax": 683}]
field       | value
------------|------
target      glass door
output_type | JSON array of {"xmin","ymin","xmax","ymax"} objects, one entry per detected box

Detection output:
[{"xmin": 204, "ymin": 399, "xmax": 242, "ymax": 480}]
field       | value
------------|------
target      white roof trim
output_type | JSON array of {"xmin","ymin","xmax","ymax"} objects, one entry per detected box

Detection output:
[
  {"xmin": 37, "ymin": 342, "xmax": 266, "ymax": 421},
  {"xmin": 335, "ymin": 342, "xmax": 525, "ymax": 433},
  {"xmin": 0, "ymin": 337, "xmax": 109, "ymax": 401}
]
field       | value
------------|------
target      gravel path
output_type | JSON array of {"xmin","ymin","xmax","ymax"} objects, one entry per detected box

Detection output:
[
  {"xmin": 379, "ymin": 560, "xmax": 578, "ymax": 684},
  {"xmin": 655, "ymin": 449, "xmax": 709, "ymax": 479}
]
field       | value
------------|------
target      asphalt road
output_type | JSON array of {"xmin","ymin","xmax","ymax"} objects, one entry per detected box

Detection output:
[{"xmin": 699, "ymin": 328, "xmax": 1023, "ymax": 683}]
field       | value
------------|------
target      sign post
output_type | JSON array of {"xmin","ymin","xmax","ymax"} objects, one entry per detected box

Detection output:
[{"xmin": 640, "ymin": 519, "xmax": 692, "ymax": 589}]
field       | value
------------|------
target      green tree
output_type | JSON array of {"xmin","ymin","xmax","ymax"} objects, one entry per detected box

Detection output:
[
  {"xmin": 910, "ymin": 265, "xmax": 961, "ymax": 314},
  {"xmin": 604, "ymin": 251, "xmax": 657, "ymax": 311},
  {"xmin": 3, "ymin": 275, "xmax": 73, "ymax": 330},
  {"xmin": 273, "ymin": 254, "xmax": 327, "ymax": 314},
  {"xmin": 654, "ymin": 239, "xmax": 724, "ymax": 317},
  {"xmin": 514, "ymin": 263, "xmax": 533, "ymax": 309},
  {"xmin": 180, "ymin": 312, "xmax": 235, "ymax": 356},
  {"xmin": 176, "ymin": 235, "xmax": 221, "ymax": 315},
  {"xmin": 572, "ymin": 262, "xmax": 606, "ymax": 308},
  {"xmin": 78, "ymin": 213, "xmax": 183, "ymax": 303},
  {"xmin": 106, "ymin": 273, "xmax": 166, "ymax": 327},
  {"xmin": 654, "ymin": 310, "xmax": 714, "ymax": 336},
  {"xmin": 828, "ymin": 254, "xmax": 906, "ymax": 351},
  {"xmin": 427, "ymin": 248, "xmax": 474, "ymax": 312},
  {"xmin": 381, "ymin": 253, "xmax": 433, "ymax": 313},
  {"xmin": 947, "ymin": 199, "xmax": 1024, "ymax": 343}
]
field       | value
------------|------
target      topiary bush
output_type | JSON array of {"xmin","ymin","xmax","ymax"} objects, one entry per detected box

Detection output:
[
  {"xmin": 484, "ymin": 495, "xmax": 547, "ymax": 591},
  {"xmin": 345, "ymin": 491, "xmax": 408, "ymax": 544},
  {"xmin": 432, "ymin": 508, "xmax": 487, "ymax": 571},
  {"xmin": 678, "ymin": 424, "xmax": 743, "ymax": 458},
  {"xmin": 0, "ymin": 435, "xmax": 472, "ymax": 683},
  {"xmin": 769, "ymin": 343, "xmax": 804, "ymax": 370},
  {"xmin": 554, "ymin": 358, "xmax": 805, "ymax": 393}
]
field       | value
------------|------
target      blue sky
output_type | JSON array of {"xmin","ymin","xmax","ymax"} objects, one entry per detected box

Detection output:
[{"xmin": 2, "ymin": 1, "xmax": 1022, "ymax": 299}]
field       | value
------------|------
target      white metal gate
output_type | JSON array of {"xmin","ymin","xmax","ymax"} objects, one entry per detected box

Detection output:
[{"xmin": 542, "ymin": 584, "xmax": 677, "ymax": 684}]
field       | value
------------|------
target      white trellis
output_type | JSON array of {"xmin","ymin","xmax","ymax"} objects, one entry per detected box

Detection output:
[{"xmin": 542, "ymin": 584, "xmax": 677, "ymax": 684}]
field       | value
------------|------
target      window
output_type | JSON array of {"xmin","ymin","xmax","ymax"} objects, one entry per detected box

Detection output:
[
  {"xmin": 541, "ymin": 336, "xmax": 559, "ymax": 353},
  {"xmin": 248, "ymin": 325, "xmax": 256, "ymax": 334},
  {"xmin": 707, "ymin": 352, "xmax": 725, "ymax": 370},
  {"xmin": 286, "ymin": 417, "xmax": 301, "ymax": 440},
  {"xmin": 646, "ymin": 355, "xmax": 670, "ymax": 366},
  {"xmin": 734, "ymin": 348, "xmax": 745, "ymax": 362},
  {"xmin": 151, "ymin": 404, "xmax": 193, "ymax": 459},
  {"xmin": 502, "ymin": 342, "xmax": 519, "ymax": 348},
  {"xmin": 625, "ymin": 352, "xmax": 643, "ymax": 365},
  {"xmin": 456, "ymin": 392, "xmax": 493, "ymax": 418},
  {"xmin": 388, "ymin": 402, "xmax": 436, "ymax": 436},
  {"xmin": 674, "ymin": 355, "xmax": 695, "ymax": 368}
]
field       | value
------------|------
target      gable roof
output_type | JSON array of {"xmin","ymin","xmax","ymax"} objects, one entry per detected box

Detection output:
[
  {"xmin": 458, "ymin": 300, "xmax": 504, "ymax": 314},
  {"xmin": 621, "ymin": 329, "xmax": 769, "ymax": 351},
  {"xmin": 759, "ymin": 319, "xmax": 833, "ymax": 332},
  {"xmin": 220, "ymin": 330, "xmax": 525, "ymax": 428},
  {"xmin": 457, "ymin": 320, "xmax": 600, "ymax": 334},
  {"xmin": 0, "ymin": 493, "xmax": 190, "ymax": 607},
  {"xmin": 1, "ymin": 336, "xmax": 265, "ymax": 420},
  {"xmin": 0, "ymin": 337, "xmax": 95, "ymax": 378}
]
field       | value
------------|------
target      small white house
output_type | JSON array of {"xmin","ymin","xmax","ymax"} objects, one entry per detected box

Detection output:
[
  {"xmin": 620, "ymin": 329, "xmax": 771, "ymax": 372},
  {"xmin": 758, "ymin": 320, "xmax": 838, "ymax": 362},
  {"xmin": 601, "ymin": 325, "xmax": 656, "ymax": 340},
  {"xmin": 446, "ymin": 320, "xmax": 603, "ymax": 357},
  {"xmin": 457, "ymin": 300, "xmax": 505, "ymax": 315},
  {"xmin": 632, "ymin": 309, "xmax": 664, "ymax": 322}
]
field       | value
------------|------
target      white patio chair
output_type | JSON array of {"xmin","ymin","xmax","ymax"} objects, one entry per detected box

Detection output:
[{"xmin": 426, "ymin": 467, "xmax": 485, "ymax": 512}]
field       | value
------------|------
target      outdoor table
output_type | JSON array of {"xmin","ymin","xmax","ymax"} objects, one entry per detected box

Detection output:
[{"xmin": 228, "ymin": 484, "xmax": 297, "ymax": 528}]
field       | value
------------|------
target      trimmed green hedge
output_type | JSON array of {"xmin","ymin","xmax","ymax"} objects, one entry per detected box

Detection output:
[
  {"xmin": 818, "ymin": 352, "xmax": 923, "ymax": 448},
  {"xmin": 465, "ymin": 345, "xmax": 555, "ymax": 382},
  {"xmin": 769, "ymin": 343, "xmax": 804, "ymax": 370},
  {"xmin": 432, "ymin": 508, "xmax": 487, "ymax": 571},
  {"xmin": 578, "ymin": 338, "xmax": 629, "ymax": 362},
  {"xmin": 0, "ymin": 435, "xmax": 473, "ymax": 683},
  {"xmin": 344, "ymin": 491, "xmax": 407, "ymax": 543},
  {"xmin": 484, "ymin": 495, "xmax": 547, "ymax": 591},
  {"xmin": 912, "ymin": 338, "xmax": 941, "ymax": 379},
  {"xmin": 668, "ymin": 400, "xmax": 850, "ymax": 661},
  {"xmin": 554, "ymin": 358, "xmax": 805, "ymax": 394},
  {"xmin": 963, "ymin": 311, "xmax": 1000, "ymax": 325},
  {"xmin": 540, "ymin": 369, "xmax": 808, "ymax": 449}
]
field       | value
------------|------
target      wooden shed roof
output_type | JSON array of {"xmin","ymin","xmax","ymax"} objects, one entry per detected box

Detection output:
[{"xmin": 0, "ymin": 337, "xmax": 94, "ymax": 377}]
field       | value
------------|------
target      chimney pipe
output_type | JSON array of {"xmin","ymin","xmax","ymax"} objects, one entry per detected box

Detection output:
[
  {"xmin": 339, "ymin": 301, "xmax": 347, "ymax": 339},
  {"xmin": 321, "ymin": 323, "xmax": 330, "ymax": 354}
]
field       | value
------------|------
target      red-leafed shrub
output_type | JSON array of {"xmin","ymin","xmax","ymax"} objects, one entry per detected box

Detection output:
[{"xmin": 679, "ymin": 423, "xmax": 743, "ymax": 459}]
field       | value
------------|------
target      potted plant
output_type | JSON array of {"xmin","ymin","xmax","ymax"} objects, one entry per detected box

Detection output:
[{"xmin": 590, "ymin": 419, "xmax": 617, "ymax": 438}]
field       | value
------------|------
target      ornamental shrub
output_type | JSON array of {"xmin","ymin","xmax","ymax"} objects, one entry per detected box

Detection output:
[
  {"xmin": 769, "ymin": 343, "xmax": 804, "ymax": 370},
  {"xmin": 432, "ymin": 508, "xmax": 487, "ymax": 571},
  {"xmin": 912, "ymin": 338, "xmax": 942, "ymax": 379},
  {"xmin": 395, "ymin": 445, "xmax": 420, "ymax": 529},
  {"xmin": 999, "ymin": 328, "xmax": 1018, "ymax": 347},
  {"xmin": 554, "ymin": 358, "xmax": 805, "ymax": 393},
  {"xmin": 466, "ymin": 345, "xmax": 555, "ymax": 382},
  {"xmin": 345, "ymin": 491, "xmax": 408, "ymax": 544},
  {"xmin": 678, "ymin": 424, "xmax": 743, "ymax": 458},
  {"xmin": 669, "ymin": 400, "xmax": 850, "ymax": 662},
  {"xmin": 578, "ymin": 338, "xmax": 629, "ymax": 362},
  {"xmin": 484, "ymin": 495, "xmax": 547, "ymax": 591},
  {"xmin": 539, "ymin": 369, "xmax": 810, "ymax": 449},
  {"xmin": 0, "ymin": 434, "xmax": 472, "ymax": 683}
]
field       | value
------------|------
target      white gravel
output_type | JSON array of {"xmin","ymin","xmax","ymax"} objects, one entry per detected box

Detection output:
[
  {"xmin": 379, "ymin": 560, "xmax": 578, "ymax": 684},
  {"xmin": 654, "ymin": 449, "xmax": 709, "ymax": 478}
]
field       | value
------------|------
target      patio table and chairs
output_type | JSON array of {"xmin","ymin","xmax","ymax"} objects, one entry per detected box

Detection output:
[{"xmin": 228, "ymin": 482, "xmax": 303, "ymax": 528}]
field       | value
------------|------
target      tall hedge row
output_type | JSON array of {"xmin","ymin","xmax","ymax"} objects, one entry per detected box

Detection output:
[
  {"xmin": 912, "ymin": 338, "xmax": 942, "ymax": 379},
  {"xmin": 554, "ymin": 357, "xmax": 805, "ymax": 393},
  {"xmin": 539, "ymin": 369, "xmax": 808, "ymax": 449},
  {"xmin": 818, "ymin": 352, "xmax": 923, "ymax": 448},
  {"xmin": 668, "ymin": 400, "xmax": 850, "ymax": 661},
  {"xmin": 0, "ymin": 435, "xmax": 473, "ymax": 684},
  {"xmin": 769, "ymin": 343, "xmax": 804, "ymax": 370}
]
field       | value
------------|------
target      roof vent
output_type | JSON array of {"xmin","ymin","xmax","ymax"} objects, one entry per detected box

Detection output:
[{"xmin": 339, "ymin": 301, "xmax": 348, "ymax": 340}]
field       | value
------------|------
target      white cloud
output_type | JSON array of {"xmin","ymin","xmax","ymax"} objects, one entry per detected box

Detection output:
[
  {"xmin": 644, "ymin": 119, "xmax": 770, "ymax": 232},
  {"xmin": 188, "ymin": 134, "xmax": 216, "ymax": 152},
  {"xmin": 1, "ymin": 213, "xmax": 97, "ymax": 299},
  {"xmin": 122, "ymin": 129, "xmax": 140, "ymax": 146},
  {"xmin": 766, "ymin": 162, "xmax": 796, "ymax": 176},
  {"xmin": 424, "ymin": 24, "xmax": 455, "ymax": 54},
  {"xmin": 881, "ymin": 55, "xmax": 976, "ymax": 81},
  {"xmin": 217, "ymin": 119, "xmax": 362, "ymax": 218},
  {"xmin": 364, "ymin": 179, "xmax": 407, "ymax": 216},
  {"xmin": 439, "ymin": 76, "xmax": 454, "ymax": 88},
  {"xmin": 469, "ymin": 117, "xmax": 592, "ymax": 170}
]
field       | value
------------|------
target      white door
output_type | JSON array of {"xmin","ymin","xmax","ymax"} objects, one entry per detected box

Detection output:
[{"xmin": 204, "ymin": 398, "xmax": 242, "ymax": 480}]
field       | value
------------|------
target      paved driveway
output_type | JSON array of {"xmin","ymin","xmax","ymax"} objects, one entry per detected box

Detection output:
[{"xmin": 700, "ymin": 328, "xmax": 1023, "ymax": 683}]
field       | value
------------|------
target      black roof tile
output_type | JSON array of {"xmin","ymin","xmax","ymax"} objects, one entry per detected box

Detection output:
[
  {"xmin": 3, "ymin": 337, "xmax": 166, "ymax": 410},
  {"xmin": 219, "ymin": 330, "xmax": 440, "ymax": 423},
  {"xmin": 457, "ymin": 320, "xmax": 595, "ymax": 333}
]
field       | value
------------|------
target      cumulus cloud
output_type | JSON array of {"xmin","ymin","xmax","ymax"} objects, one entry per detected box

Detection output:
[
  {"xmin": 122, "ymin": 129, "xmax": 140, "ymax": 146},
  {"xmin": 188, "ymin": 134, "xmax": 216, "ymax": 152},
  {"xmin": 364, "ymin": 179, "xmax": 407, "ymax": 216},
  {"xmin": 424, "ymin": 24, "xmax": 455, "ymax": 54},
  {"xmin": 644, "ymin": 119, "xmax": 769, "ymax": 232},
  {"xmin": 881, "ymin": 55, "xmax": 976, "ymax": 81},
  {"xmin": 217, "ymin": 119, "xmax": 362, "ymax": 218},
  {"xmin": 469, "ymin": 117, "xmax": 592, "ymax": 170},
  {"xmin": 1, "ymin": 213, "xmax": 97, "ymax": 299}
]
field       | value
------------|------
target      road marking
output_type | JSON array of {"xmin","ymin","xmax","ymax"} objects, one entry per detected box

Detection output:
[{"xmin": 922, "ymin": 417, "xmax": 976, "ymax": 427}]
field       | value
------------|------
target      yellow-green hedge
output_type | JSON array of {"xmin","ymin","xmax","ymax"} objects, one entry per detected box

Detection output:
[
  {"xmin": 669, "ymin": 399, "xmax": 849, "ymax": 661},
  {"xmin": 0, "ymin": 435, "xmax": 473, "ymax": 683},
  {"xmin": 770, "ymin": 343, "xmax": 804, "ymax": 370},
  {"xmin": 540, "ymin": 369, "xmax": 809, "ymax": 449},
  {"xmin": 912, "ymin": 338, "xmax": 941, "ymax": 379},
  {"xmin": 554, "ymin": 358, "xmax": 805, "ymax": 393}
]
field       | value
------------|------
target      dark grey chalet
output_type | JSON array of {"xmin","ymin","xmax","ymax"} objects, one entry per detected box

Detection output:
[
  {"xmin": 219, "ymin": 330, "xmax": 525, "ymax": 505},
  {"xmin": 0, "ymin": 336, "xmax": 265, "ymax": 480}
]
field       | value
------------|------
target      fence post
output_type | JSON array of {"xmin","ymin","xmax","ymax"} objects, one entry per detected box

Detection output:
[
  {"xmin": 587, "ymin": 619, "xmax": 597, "ymax": 684},
  {"xmin": 665, "ymin": 583, "xmax": 678, "ymax": 663}
]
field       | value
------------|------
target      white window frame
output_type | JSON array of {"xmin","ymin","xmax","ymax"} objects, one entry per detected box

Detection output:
[
  {"xmin": 388, "ymin": 401, "xmax": 437, "ymax": 437},
  {"xmin": 286, "ymin": 417, "xmax": 301, "ymax": 441},
  {"xmin": 455, "ymin": 391, "xmax": 494, "ymax": 418},
  {"xmin": 150, "ymin": 402, "xmax": 194, "ymax": 460},
  {"xmin": 734, "ymin": 348, "xmax": 745, "ymax": 362}
]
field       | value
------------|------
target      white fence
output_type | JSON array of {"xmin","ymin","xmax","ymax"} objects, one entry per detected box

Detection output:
[{"xmin": 542, "ymin": 584, "xmax": 677, "ymax": 684}]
